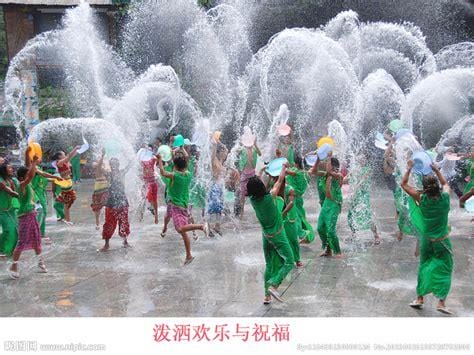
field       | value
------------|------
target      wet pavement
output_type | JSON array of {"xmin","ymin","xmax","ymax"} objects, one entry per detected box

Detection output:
[{"xmin": 0, "ymin": 180, "xmax": 472, "ymax": 317}]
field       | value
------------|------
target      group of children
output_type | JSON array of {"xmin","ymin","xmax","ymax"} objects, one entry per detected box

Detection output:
[{"xmin": 0, "ymin": 121, "xmax": 473, "ymax": 315}]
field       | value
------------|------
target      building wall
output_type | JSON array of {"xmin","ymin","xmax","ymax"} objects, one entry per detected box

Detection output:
[{"xmin": 4, "ymin": 5, "xmax": 34, "ymax": 61}]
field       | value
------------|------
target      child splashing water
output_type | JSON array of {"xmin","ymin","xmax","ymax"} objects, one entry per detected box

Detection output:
[
  {"xmin": 9, "ymin": 155, "xmax": 47, "ymax": 279},
  {"xmin": 99, "ymin": 158, "xmax": 132, "ymax": 251},
  {"xmin": 91, "ymin": 149, "xmax": 109, "ymax": 230},
  {"xmin": 248, "ymin": 162, "xmax": 295, "ymax": 304},
  {"xmin": 53, "ymin": 146, "xmax": 81, "ymax": 225},
  {"xmin": 316, "ymin": 153, "xmax": 344, "ymax": 258},
  {"xmin": 285, "ymin": 155, "xmax": 315, "ymax": 244},
  {"xmin": 347, "ymin": 153, "xmax": 381, "ymax": 245},
  {"xmin": 157, "ymin": 154, "xmax": 209, "ymax": 265},
  {"xmin": 402, "ymin": 160, "xmax": 454, "ymax": 315}
]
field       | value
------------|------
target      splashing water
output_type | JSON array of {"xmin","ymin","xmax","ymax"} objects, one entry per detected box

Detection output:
[{"xmin": 4, "ymin": 1, "xmax": 474, "ymax": 224}]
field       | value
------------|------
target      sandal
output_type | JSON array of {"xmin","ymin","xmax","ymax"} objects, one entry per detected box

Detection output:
[
  {"xmin": 38, "ymin": 261, "xmax": 48, "ymax": 273},
  {"xmin": 437, "ymin": 306, "xmax": 454, "ymax": 315},
  {"xmin": 160, "ymin": 231, "xmax": 166, "ymax": 238},
  {"xmin": 267, "ymin": 286, "xmax": 284, "ymax": 303},
  {"xmin": 184, "ymin": 257, "xmax": 194, "ymax": 265},
  {"xmin": 409, "ymin": 300, "xmax": 424, "ymax": 309}
]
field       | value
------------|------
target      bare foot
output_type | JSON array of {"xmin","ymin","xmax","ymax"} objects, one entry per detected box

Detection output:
[
  {"xmin": 334, "ymin": 253, "xmax": 344, "ymax": 259},
  {"xmin": 95, "ymin": 225, "xmax": 100, "ymax": 231},
  {"xmin": 396, "ymin": 231, "xmax": 403, "ymax": 241},
  {"xmin": 319, "ymin": 249, "xmax": 332, "ymax": 257},
  {"xmin": 374, "ymin": 235, "xmax": 381, "ymax": 245},
  {"xmin": 263, "ymin": 295, "xmax": 272, "ymax": 305},
  {"xmin": 184, "ymin": 256, "xmax": 194, "ymax": 265},
  {"xmin": 98, "ymin": 244, "xmax": 109, "ymax": 252},
  {"xmin": 123, "ymin": 239, "xmax": 131, "ymax": 248}
]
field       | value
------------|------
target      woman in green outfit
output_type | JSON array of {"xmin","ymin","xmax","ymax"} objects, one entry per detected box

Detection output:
[
  {"xmin": 394, "ymin": 168, "xmax": 417, "ymax": 241},
  {"xmin": 0, "ymin": 162, "xmax": 19, "ymax": 257},
  {"xmin": 286, "ymin": 155, "xmax": 315, "ymax": 244},
  {"xmin": 248, "ymin": 162, "xmax": 294, "ymax": 304},
  {"xmin": 347, "ymin": 160, "xmax": 381, "ymax": 245},
  {"xmin": 401, "ymin": 160, "xmax": 453, "ymax": 315},
  {"xmin": 316, "ymin": 155, "xmax": 344, "ymax": 258},
  {"xmin": 282, "ymin": 184, "xmax": 302, "ymax": 268}
]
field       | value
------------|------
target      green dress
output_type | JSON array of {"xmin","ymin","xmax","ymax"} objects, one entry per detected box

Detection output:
[
  {"xmin": 463, "ymin": 158, "xmax": 474, "ymax": 195},
  {"xmin": 71, "ymin": 155, "xmax": 81, "ymax": 182},
  {"xmin": 0, "ymin": 177, "xmax": 19, "ymax": 256},
  {"xmin": 409, "ymin": 192, "xmax": 453, "ymax": 300},
  {"xmin": 188, "ymin": 158, "xmax": 206, "ymax": 209},
  {"xmin": 31, "ymin": 171, "xmax": 49, "ymax": 237},
  {"xmin": 394, "ymin": 170, "xmax": 417, "ymax": 235},
  {"xmin": 347, "ymin": 166, "xmax": 373, "ymax": 233},
  {"xmin": 250, "ymin": 194, "xmax": 294, "ymax": 296},
  {"xmin": 317, "ymin": 178, "xmax": 342, "ymax": 254},
  {"xmin": 286, "ymin": 168, "xmax": 315, "ymax": 242},
  {"xmin": 283, "ymin": 185, "xmax": 301, "ymax": 263}
]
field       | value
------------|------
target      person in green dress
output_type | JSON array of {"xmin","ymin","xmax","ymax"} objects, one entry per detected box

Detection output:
[
  {"xmin": 347, "ymin": 157, "xmax": 381, "ymax": 245},
  {"xmin": 316, "ymin": 154, "xmax": 344, "ymax": 258},
  {"xmin": 394, "ymin": 168, "xmax": 418, "ymax": 242},
  {"xmin": 0, "ymin": 162, "xmax": 19, "ymax": 257},
  {"xmin": 71, "ymin": 153, "xmax": 82, "ymax": 183},
  {"xmin": 401, "ymin": 160, "xmax": 454, "ymax": 315},
  {"xmin": 248, "ymin": 161, "xmax": 295, "ymax": 304},
  {"xmin": 459, "ymin": 150, "xmax": 473, "ymax": 208},
  {"xmin": 286, "ymin": 155, "xmax": 315, "ymax": 244},
  {"xmin": 281, "ymin": 184, "xmax": 302, "ymax": 268}
]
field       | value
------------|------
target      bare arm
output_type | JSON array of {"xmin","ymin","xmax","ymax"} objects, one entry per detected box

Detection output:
[
  {"xmin": 58, "ymin": 146, "xmax": 80, "ymax": 166},
  {"xmin": 282, "ymin": 188, "xmax": 294, "ymax": 218},
  {"xmin": 254, "ymin": 138, "xmax": 262, "ymax": 156},
  {"xmin": 0, "ymin": 181, "xmax": 18, "ymax": 198},
  {"xmin": 156, "ymin": 155, "xmax": 174, "ymax": 179},
  {"xmin": 400, "ymin": 160, "xmax": 421, "ymax": 203},
  {"xmin": 460, "ymin": 188, "xmax": 474, "ymax": 207},
  {"xmin": 36, "ymin": 169, "xmax": 61, "ymax": 180},
  {"xmin": 20, "ymin": 157, "xmax": 38, "ymax": 190},
  {"xmin": 431, "ymin": 163, "xmax": 450, "ymax": 193}
]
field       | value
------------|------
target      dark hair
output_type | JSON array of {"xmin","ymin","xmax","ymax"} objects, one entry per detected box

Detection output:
[
  {"xmin": 52, "ymin": 152, "xmax": 63, "ymax": 161},
  {"xmin": 17, "ymin": 166, "xmax": 29, "ymax": 180},
  {"xmin": 174, "ymin": 156, "xmax": 187, "ymax": 170},
  {"xmin": 330, "ymin": 157, "xmax": 340, "ymax": 169},
  {"xmin": 0, "ymin": 163, "xmax": 9, "ymax": 179},
  {"xmin": 247, "ymin": 176, "xmax": 267, "ymax": 199},
  {"xmin": 294, "ymin": 154, "xmax": 303, "ymax": 169},
  {"xmin": 422, "ymin": 175, "xmax": 441, "ymax": 198}
]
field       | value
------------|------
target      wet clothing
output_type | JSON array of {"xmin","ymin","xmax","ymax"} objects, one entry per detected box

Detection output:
[
  {"xmin": 250, "ymin": 194, "xmax": 294, "ymax": 296},
  {"xmin": 283, "ymin": 185, "xmax": 301, "ymax": 263},
  {"xmin": 16, "ymin": 211, "xmax": 41, "ymax": 253},
  {"xmin": 102, "ymin": 207, "xmax": 130, "ymax": 239},
  {"xmin": 71, "ymin": 155, "xmax": 81, "ymax": 182},
  {"xmin": 347, "ymin": 166, "xmax": 374, "ymax": 233},
  {"xmin": 15, "ymin": 184, "xmax": 41, "ymax": 253},
  {"xmin": 394, "ymin": 170, "xmax": 417, "ymax": 236},
  {"xmin": 286, "ymin": 168, "xmax": 314, "ymax": 242},
  {"xmin": 53, "ymin": 182, "xmax": 65, "ymax": 220},
  {"xmin": 167, "ymin": 170, "xmax": 192, "ymax": 209},
  {"xmin": 31, "ymin": 172, "xmax": 49, "ymax": 237},
  {"xmin": 105, "ymin": 170, "xmax": 129, "ymax": 209},
  {"xmin": 0, "ymin": 177, "xmax": 19, "ymax": 256},
  {"xmin": 170, "ymin": 204, "xmax": 190, "ymax": 232},
  {"xmin": 207, "ymin": 182, "xmax": 224, "ymax": 215},
  {"xmin": 317, "ymin": 178, "xmax": 342, "ymax": 254},
  {"xmin": 409, "ymin": 192, "xmax": 452, "ymax": 299},
  {"xmin": 91, "ymin": 177, "xmax": 109, "ymax": 212}
]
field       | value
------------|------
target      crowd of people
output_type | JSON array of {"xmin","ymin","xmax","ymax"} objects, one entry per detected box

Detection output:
[{"xmin": 0, "ymin": 119, "xmax": 473, "ymax": 315}]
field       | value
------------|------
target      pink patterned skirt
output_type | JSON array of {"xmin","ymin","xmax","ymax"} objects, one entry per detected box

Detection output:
[{"xmin": 16, "ymin": 211, "xmax": 42, "ymax": 253}]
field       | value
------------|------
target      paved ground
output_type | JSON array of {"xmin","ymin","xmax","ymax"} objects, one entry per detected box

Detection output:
[{"xmin": 0, "ymin": 180, "xmax": 472, "ymax": 317}]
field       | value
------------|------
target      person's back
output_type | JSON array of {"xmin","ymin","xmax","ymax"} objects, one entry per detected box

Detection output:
[
  {"xmin": 418, "ymin": 192, "xmax": 450, "ymax": 238},
  {"xmin": 168, "ymin": 170, "xmax": 192, "ymax": 208},
  {"xmin": 250, "ymin": 194, "xmax": 283, "ymax": 236}
]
